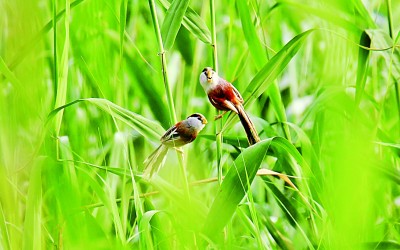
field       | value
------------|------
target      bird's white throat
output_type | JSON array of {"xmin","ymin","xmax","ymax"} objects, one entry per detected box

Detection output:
[
  {"xmin": 199, "ymin": 72, "xmax": 219, "ymax": 93},
  {"xmin": 186, "ymin": 117, "xmax": 205, "ymax": 131}
]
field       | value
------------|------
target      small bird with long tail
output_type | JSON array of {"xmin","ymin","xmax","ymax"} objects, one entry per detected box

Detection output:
[
  {"xmin": 143, "ymin": 113, "xmax": 208, "ymax": 178},
  {"xmin": 199, "ymin": 67, "xmax": 260, "ymax": 145}
]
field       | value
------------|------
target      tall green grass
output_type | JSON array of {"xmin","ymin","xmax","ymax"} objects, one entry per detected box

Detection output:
[{"xmin": 1, "ymin": 0, "xmax": 400, "ymax": 249}]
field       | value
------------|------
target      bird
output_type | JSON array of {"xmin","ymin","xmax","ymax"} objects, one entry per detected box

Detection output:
[
  {"xmin": 143, "ymin": 113, "xmax": 208, "ymax": 178},
  {"xmin": 199, "ymin": 67, "xmax": 260, "ymax": 145}
]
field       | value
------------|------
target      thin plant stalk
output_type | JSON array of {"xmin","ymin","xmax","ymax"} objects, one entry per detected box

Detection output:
[
  {"xmin": 147, "ymin": 0, "xmax": 190, "ymax": 200},
  {"xmin": 386, "ymin": 0, "xmax": 400, "ymax": 132},
  {"xmin": 209, "ymin": 0, "xmax": 223, "ymax": 185},
  {"xmin": 147, "ymin": 0, "xmax": 177, "ymax": 125}
]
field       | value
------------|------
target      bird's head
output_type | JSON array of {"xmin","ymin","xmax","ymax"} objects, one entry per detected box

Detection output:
[
  {"xmin": 199, "ymin": 67, "xmax": 219, "ymax": 92},
  {"xmin": 186, "ymin": 113, "xmax": 208, "ymax": 131}
]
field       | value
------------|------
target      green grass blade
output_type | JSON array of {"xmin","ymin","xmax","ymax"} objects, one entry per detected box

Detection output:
[
  {"xmin": 202, "ymin": 139, "xmax": 272, "ymax": 241},
  {"xmin": 119, "ymin": 0, "xmax": 128, "ymax": 56},
  {"xmin": 53, "ymin": 0, "xmax": 70, "ymax": 138},
  {"xmin": 242, "ymin": 29, "xmax": 314, "ymax": 107},
  {"xmin": 158, "ymin": 0, "xmax": 211, "ymax": 44},
  {"xmin": 161, "ymin": 0, "xmax": 190, "ymax": 51},
  {"xmin": 22, "ymin": 158, "xmax": 44, "ymax": 250},
  {"xmin": 47, "ymin": 98, "xmax": 165, "ymax": 140},
  {"xmin": 0, "ymin": 56, "xmax": 21, "ymax": 87},
  {"xmin": 0, "ymin": 202, "xmax": 10, "ymax": 250},
  {"xmin": 5, "ymin": 0, "xmax": 85, "ymax": 72},
  {"xmin": 355, "ymin": 31, "xmax": 371, "ymax": 107},
  {"xmin": 223, "ymin": 30, "xmax": 314, "ymax": 132},
  {"xmin": 275, "ymin": 1, "xmax": 361, "ymax": 34},
  {"xmin": 236, "ymin": 0, "xmax": 267, "ymax": 67}
]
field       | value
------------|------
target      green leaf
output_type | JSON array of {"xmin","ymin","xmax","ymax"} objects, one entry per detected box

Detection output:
[
  {"xmin": 355, "ymin": 31, "xmax": 371, "ymax": 107},
  {"xmin": 5, "ymin": 0, "xmax": 85, "ymax": 72},
  {"xmin": 0, "ymin": 56, "xmax": 21, "ymax": 87},
  {"xmin": 47, "ymin": 98, "xmax": 165, "ymax": 140},
  {"xmin": 275, "ymin": 1, "xmax": 361, "ymax": 34},
  {"xmin": 223, "ymin": 30, "xmax": 314, "ymax": 132},
  {"xmin": 22, "ymin": 157, "xmax": 44, "ymax": 250},
  {"xmin": 236, "ymin": 0, "xmax": 267, "ymax": 68},
  {"xmin": 53, "ymin": 0, "xmax": 70, "ymax": 137},
  {"xmin": 161, "ymin": 0, "xmax": 191, "ymax": 50},
  {"xmin": 242, "ymin": 29, "xmax": 314, "ymax": 107},
  {"xmin": 202, "ymin": 139, "xmax": 272, "ymax": 241},
  {"xmin": 158, "ymin": 0, "xmax": 211, "ymax": 44},
  {"xmin": 365, "ymin": 29, "xmax": 400, "ymax": 80}
]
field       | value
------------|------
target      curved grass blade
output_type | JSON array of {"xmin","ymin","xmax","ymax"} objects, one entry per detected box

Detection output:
[
  {"xmin": 47, "ymin": 98, "xmax": 165, "ymax": 140},
  {"xmin": 161, "ymin": 0, "xmax": 191, "ymax": 50},
  {"xmin": 0, "ymin": 56, "xmax": 21, "ymax": 87},
  {"xmin": 158, "ymin": 0, "xmax": 211, "ymax": 44},
  {"xmin": 5, "ymin": 0, "xmax": 85, "ymax": 72},
  {"xmin": 274, "ymin": 1, "xmax": 361, "ymax": 34},
  {"xmin": 223, "ymin": 30, "xmax": 315, "ymax": 132},
  {"xmin": 355, "ymin": 31, "xmax": 371, "ymax": 108},
  {"xmin": 236, "ymin": 0, "xmax": 267, "ymax": 67},
  {"xmin": 202, "ymin": 139, "xmax": 272, "ymax": 241},
  {"xmin": 54, "ymin": 0, "xmax": 70, "ymax": 137},
  {"xmin": 202, "ymin": 136, "xmax": 315, "ymax": 242}
]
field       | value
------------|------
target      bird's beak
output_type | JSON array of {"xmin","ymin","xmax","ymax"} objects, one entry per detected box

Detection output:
[
  {"xmin": 203, "ymin": 118, "xmax": 208, "ymax": 124},
  {"xmin": 206, "ymin": 70, "xmax": 212, "ymax": 83}
]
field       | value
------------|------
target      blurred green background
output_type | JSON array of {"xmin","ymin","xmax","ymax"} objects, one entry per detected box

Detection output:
[{"xmin": 1, "ymin": 0, "xmax": 400, "ymax": 249}]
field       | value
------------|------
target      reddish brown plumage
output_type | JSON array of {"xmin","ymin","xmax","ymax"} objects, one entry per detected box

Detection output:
[{"xmin": 206, "ymin": 77, "xmax": 260, "ymax": 145}]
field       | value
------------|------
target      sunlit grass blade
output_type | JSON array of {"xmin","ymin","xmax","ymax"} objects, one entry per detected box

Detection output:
[
  {"xmin": 0, "ymin": 56, "xmax": 21, "ymax": 87},
  {"xmin": 236, "ymin": 0, "xmax": 267, "ymax": 66},
  {"xmin": 203, "ymin": 136, "xmax": 316, "ymax": 242},
  {"xmin": 161, "ymin": 0, "xmax": 190, "ymax": 51},
  {"xmin": 138, "ymin": 210, "xmax": 160, "ymax": 249},
  {"xmin": 202, "ymin": 139, "xmax": 271, "ymax": 241},
  {"xmin": 47, "ymin": 98, "xmax": 165, "ymax": 140},
  {"xmin": 355, "ymin": 31, "xmax": 371, "ymax": 108},
  {"xmin": 5, "ymin": 0, "xmax": 85, "ymax": 72},
  {"xmin": 119, "ymin": 0, "xmax": 128, "ymax": 56},
  {"xmin": 158, "ymin": 0, "xmax": 211, "ymax": 44},
  {"xmin": 0, "ymin": 202, "xmax": 10, "ymax": 250},
  {"xmin": 274, "ymin": 1, "xmax": 361, "ymax": 34},
  {"xmin": 223, "ymin": 30, "xmax": 314, "ymax": 132},
  {"xmin": 53, "ymin": 0, "xmax": 70, "ymax": 139},
  {"xmin": 241, "ymin": 29, "xmax": 314, "ymax": 107},
  {"xmin": 22, "ymin": 158, "xmax": 44, "ymax": 250}
]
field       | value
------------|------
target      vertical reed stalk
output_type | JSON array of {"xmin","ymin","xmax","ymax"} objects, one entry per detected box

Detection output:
[
  {"xmin": 209, "ymin": 0, "xmax": 223, "ymax": 185},
  {"xmin": 147, "ymin": 0, "xmax": 190, "ymax": 200}
]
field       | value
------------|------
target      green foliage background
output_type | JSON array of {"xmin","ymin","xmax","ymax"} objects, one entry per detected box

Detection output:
[{"xmin": 1, "ymin": 0, "xmax": 400, "ymax": 249}]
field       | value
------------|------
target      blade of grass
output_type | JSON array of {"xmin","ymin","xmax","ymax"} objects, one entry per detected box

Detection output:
[
  {"xmin": 0, "ymin": 56, "xmax": 21, "ymax": 87},
  {"xmin": 202, "ymin": 136, "xmax": 315, "ymax": 241},
  {"xmin": 47, "ymin": 98, "xmax": 165, "ymax": 140},
  {"xmin": 158, "ymin": 0, "xmax": 211, "ymax": 44},
  {"xmin": 22, "ymin": 157, "xmax": 44, "ymax": 250},
  {"xmin": 355, "ymin": 31, "xmax": 371, "ymax": 108},
  {"xmin": 222, "ymin": 29, "xmax": 314, "ymax": 132},
  {"xmin": 161, "ymin": 0, "xmax": 190, "ymax": 51},
  {"xmin": 202, "ymin": 139, "xmax": 271, "ymax": 241},
  {"xmin": 54, "ymin": 0, "xmax": 70, "ymax": 157},
  {"xmin": 0, "ymin": 202, "xmax": 10, "ymax": 250},
  {"xmin": 5, "ymin": 0, "xmax": 85, "ymax": 72}
]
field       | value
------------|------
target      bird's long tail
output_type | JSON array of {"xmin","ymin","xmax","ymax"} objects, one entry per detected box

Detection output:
[
  {"xmin": 236, "ymin": 104, "xmax": 260, "ymax": 145},
  {"xmin": 143, "ymin": 144, "xmax": 169, "ymax": 178}
]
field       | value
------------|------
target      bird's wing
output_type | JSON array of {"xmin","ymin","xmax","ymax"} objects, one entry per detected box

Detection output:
[
  {"xmin": 160, "ymin": 125, "xmax": 180, "ymax": 143},
  {"xmin": 208, "ymin": 95, "xmax": 238, "ymax": 114},
  {"xmin": 230, "ymin": 83, "xmax": 244, "ymax": 103}
]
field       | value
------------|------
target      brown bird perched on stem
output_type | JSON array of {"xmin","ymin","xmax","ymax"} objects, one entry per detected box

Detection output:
[
  {"xmin": 199, "ymin": 67, "xmax": 260, "ymax": 145},
  {"xmin": 143, "ymin": 113, "xmax": 208, "ymax": 177}
]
